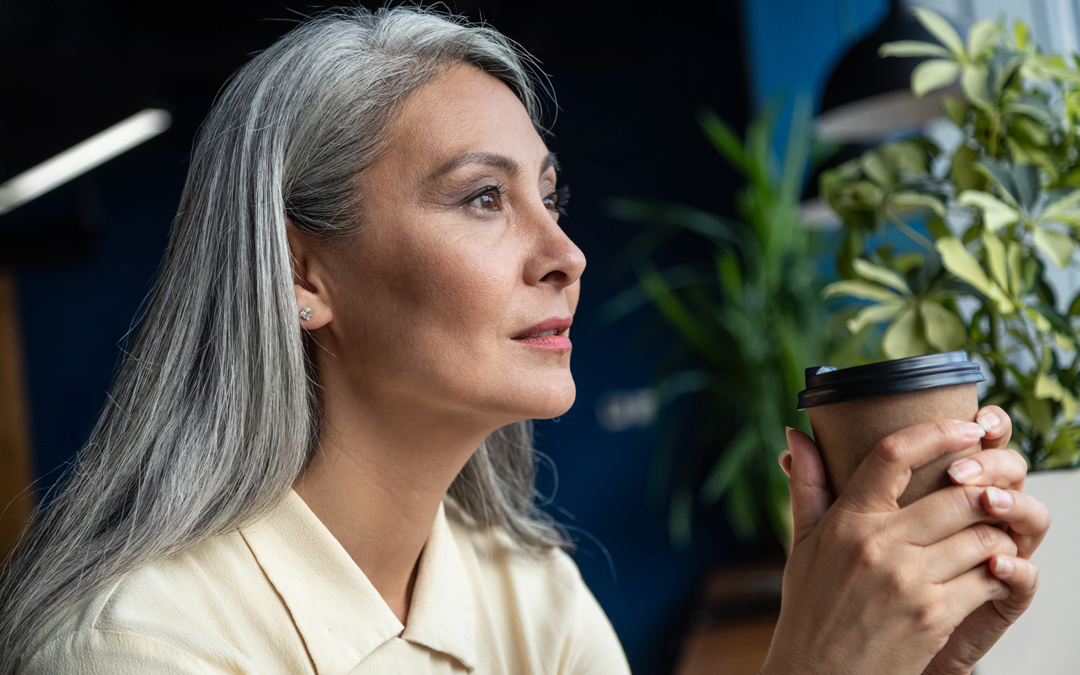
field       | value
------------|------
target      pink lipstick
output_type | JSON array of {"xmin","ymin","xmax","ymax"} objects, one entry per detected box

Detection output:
[{"xmin": 512, "ymin": 317, "xmax": 573, "ymax": 352}]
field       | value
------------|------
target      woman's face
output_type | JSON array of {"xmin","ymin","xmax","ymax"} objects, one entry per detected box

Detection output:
[{"xmin": 305, "ymin": 65, "xmax": 584, "ymax": 430}]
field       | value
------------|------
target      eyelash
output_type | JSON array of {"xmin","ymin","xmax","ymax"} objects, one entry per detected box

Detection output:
[
  {"xmin": 464, "ymin": 184, "xmax": 571, "ymax": 216},
  {"xmin": 545, "ymin": 185, "xmax": 570, "ymax": 216}
]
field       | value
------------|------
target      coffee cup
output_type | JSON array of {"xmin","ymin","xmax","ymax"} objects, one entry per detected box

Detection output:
[{"xmin": 796, "ymin": 351, "xmax": 985, "ymax": 506}]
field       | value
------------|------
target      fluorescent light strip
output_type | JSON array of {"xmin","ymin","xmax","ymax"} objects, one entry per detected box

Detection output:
[{"xmin": 0, "ymin": 108, "xmax": 172, "ymax": 216}]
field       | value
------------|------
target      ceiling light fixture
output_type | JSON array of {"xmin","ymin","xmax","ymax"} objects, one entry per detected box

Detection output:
[{"xmin": 0, "ymin": 108, "xmax": 172, "ymax": 216}]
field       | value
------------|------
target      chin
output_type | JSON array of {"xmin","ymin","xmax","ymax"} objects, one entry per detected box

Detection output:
[{"xmin": 529, "ymin": 381, "xmax": 577, "ymax": 420}]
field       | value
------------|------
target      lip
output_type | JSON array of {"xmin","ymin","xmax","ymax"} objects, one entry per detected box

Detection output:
[{"xmin": 512, "ymin": 316, "xmax": 573, "ymax": 352}]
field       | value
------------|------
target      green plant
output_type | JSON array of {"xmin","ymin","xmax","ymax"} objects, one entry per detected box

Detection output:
[
  {"xmin": 605, "ymin": 100, "xmax": 828, "ymax": 550},
  {"xmin": 821, "ymin": 8, "xmax": 1080, "ymax": 469}
]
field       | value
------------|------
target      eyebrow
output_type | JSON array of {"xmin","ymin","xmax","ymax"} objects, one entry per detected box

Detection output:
[{"xmin": 427, "ymin": 150, "xmax": 560, "ymax": 182}]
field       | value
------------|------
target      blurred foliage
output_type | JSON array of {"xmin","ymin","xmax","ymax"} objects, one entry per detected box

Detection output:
[
  {"xmin": 821, "ymin": 8, "xmax": 1080, "ymax": 470},
  {"xmin": 606, "ymin": 99, "xmax": 829, "ymax": 550}
]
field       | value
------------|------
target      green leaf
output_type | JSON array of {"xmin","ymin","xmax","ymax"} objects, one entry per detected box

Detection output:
[
  {"xmin": 1035, "ymin": 372, "xmax": 1080, "ymax": 420},
  {"xmin": 717, "ymin": 250, "xmax": 743, "ymax": 298},
  {"xmin": 888, "ymin": 191, "xmax": 946, "ymax": 216},
  {"xmin": 976, "ymin": 159, "xmax": 1021, "ymax": 206},
  {"xmin": 1007, "ymin": 241, "xmax": 1023, "ymax": 297},
  {"xmin": 1013, "ymin": 163, "xmax": 1040, "ymax": 212},
  {"xmin": 951, "ymin": 144, "xmax": 981, "ymax": 192},
  {"xmin": 853, "ymin": 258, "xmax": 911, "ymax": 294},
  {"xmin": 848, "ymin": 181, "xmax": 885, "ymax": 207},
  {"xmin": 936, "ymin": 236, "xmax": 1015, "ymax": 313},
  {"xmin": 1024, "ymin": 392, "xmax": 1055, "ymax": 437},
  {"xmin": 958, "ymin": 190, "xmax": 1021, "ymax": 231},
  {"xmin": 967, "ymin": 19, "xmax": 1001, "ymax": 59},
  {"xmin": 961, "ymin": 64, "xmax": 993, "ymax": 110},
  {"xmin": 780, "ymin": 95, "xmax": 813, "ymax": 206},
  {"xmin": 637, "ymin": 264, "xmax": 719, "ymax": 360},
  {"xmin": 913, "ymin": 7, "xmax": 966, "ymax": 58},
  {"xmin": 883, "ymin": 306, "xmax": 927, "ymax": 359},
  {"xmin": 1007, "ymin": 97, "xmax": 1057, "ymax": 126},
  {"xmin": 944, "ymin": 96, "xmax": 970, "ymax": 127},
  {"xmin": 847, "ymin": 301, "xmax": 906, "ymax": 333},
  {"xmin": 1015, "ymin": 20, "xmax": 1030, "ymax": 50},
  {"xmin": 920, "ymin": 300, "xmax": 968, "ymax": 351},
  {"xmin": 1026, "ymin": 305, "xmax": 1053, "ymax": 333},
  {"xmin": 1033, "ymin": 228, "xmax": 1078, "ymax": 268},
  {"xmin": 697, "ymin": 108, "xmax": 745, "ymax": 171},
  {"xmin": 982, "ymin": 228, "xmax": 1009, "ymax": 290},
  {"xmin": 887, "ymin": 142, "xmax": 928, "ymax": 175},
  {"xmin": 912, "ymin": 59, "xmax": 963, "ymax": 98},
  {"xmin": 822, "ymin": 279, "xmax": 903, "ymax": 303},
  {"xmin": 879, "ymin": 40, "xmax": 954, "ymax": 59},
  {"xmin": 608, "ymin": 199, "xmax": 741, "ymax": 246},
  {"xmin": 1040, "ymin": 190, "xmax": 1080, "ymax": 222},
  {"xmin": 861, "ymin": 151, "xmax": 893, "ymax": 186}
]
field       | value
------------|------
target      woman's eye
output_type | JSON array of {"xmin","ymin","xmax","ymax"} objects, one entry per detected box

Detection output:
[
  {"xmin": 469, "ymin": 188, "xmax": 503, "ymax": 211},
  {"xmin": 544, "ymin": 185, "xmax": 570, "ymax": 215}
]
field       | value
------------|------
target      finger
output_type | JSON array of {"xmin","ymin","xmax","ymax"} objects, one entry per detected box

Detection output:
[
  {"xmin": 989, "ymin": 555, "xmax": 1040, "ymax": 623},
  {"xmin": 976, "ymin": 405, "xmax": 1012, "ymax": 451},
  {"xmin": 890, "ymin": 485, "xmax": 993, "ymax": 545},
  {"xmin": 786, "ymin": 427, "xmax": 832, "ymax": 547},
  {"xmin": 842, "ymin": 419, "xmax": 985, "ymax": 513},
  {"xmin": 778, "ymin": 450, "xmax": 792, "ymax": 478},
  {"xmin": 947, "ymin": 447, "xmax": 1028, "ymax": 490},
  {"xmin": 983, "ymin": 488, "xmax": 1051, "ymax": 559},
  {"xmin": 938, "ymin": 563, "xmax": 1011, "ymax": 628},
  {"xmin": 922, "ymin": 523, "xmax": 1017, "ymax": 583}
]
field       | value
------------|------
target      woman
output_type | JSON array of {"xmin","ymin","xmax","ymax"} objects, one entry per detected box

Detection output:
[{"xmin": 0, "ymin": 6, "xmax": 1049, "ymax": 674}]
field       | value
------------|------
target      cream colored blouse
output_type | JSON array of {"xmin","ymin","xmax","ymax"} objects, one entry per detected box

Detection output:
[{"xmin": 22, "ymin": 491, "xmax": 630, "ymax": 674}]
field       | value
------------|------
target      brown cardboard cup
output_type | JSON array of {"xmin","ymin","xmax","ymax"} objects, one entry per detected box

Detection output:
[{"xmin": 797, "ymin": 352, "xmax": 985, "ymax": 507}]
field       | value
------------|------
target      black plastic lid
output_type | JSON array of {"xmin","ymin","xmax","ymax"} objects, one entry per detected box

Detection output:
[{"xmin": 797, "ymin": 351, "xmax": 984, "ymax": 410}]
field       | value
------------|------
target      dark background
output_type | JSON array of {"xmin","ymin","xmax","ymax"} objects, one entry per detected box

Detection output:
[{"xmin": 0, "ymin": 0, "xmax": 888, "ymax": 671}]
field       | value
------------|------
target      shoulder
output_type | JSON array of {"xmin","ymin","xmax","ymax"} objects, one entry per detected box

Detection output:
[
  {"xmin": 21, "ymin": 531, "xmax": 311, "ymax": 675},
  {"xmin": 443, "ymin": 502, "xmax": 630, "ymax": 675}
]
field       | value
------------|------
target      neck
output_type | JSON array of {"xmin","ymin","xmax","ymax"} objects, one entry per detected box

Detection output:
[{"xmin": 294, "ymin": 386, "xmax": 495, "ymax": 624}]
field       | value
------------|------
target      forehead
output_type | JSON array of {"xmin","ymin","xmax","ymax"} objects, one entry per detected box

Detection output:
[{"xmin": 380, "ymin": 65, "xmax": 551, "ymax": 175}]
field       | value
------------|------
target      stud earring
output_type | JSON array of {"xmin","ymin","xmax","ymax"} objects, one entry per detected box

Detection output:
[{"xmin": 299, "ymin": 307, "xmax": 313, "ymax": 321}]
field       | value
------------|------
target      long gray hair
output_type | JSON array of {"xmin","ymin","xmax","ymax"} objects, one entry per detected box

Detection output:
[{"xmin": 0, "ymin": 6, "xmax": 566, "ymax": 670}]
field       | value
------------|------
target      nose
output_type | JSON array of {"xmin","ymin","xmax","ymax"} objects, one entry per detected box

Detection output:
[{"xmin": 522, "ymin": 204, "xmax": 586, "ymax": 291}]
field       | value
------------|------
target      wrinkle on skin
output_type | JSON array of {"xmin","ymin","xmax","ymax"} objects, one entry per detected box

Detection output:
[{"xmin": 291, "ymin": 64, "xmax": 584, "ymax": 624}]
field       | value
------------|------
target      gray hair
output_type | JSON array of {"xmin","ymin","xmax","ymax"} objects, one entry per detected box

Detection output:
[{"xmin": 0, "ymin": 6, "xmax": 565, "ymax": 670}]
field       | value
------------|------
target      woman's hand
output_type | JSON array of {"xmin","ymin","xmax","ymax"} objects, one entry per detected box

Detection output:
[
  {"xmin": 761, "ymin": 407, "xmax": 1050, "ymax": 675},
  {"xmin": 920, "ymin": 407, "xmax": 1048, "ymax": 675}
]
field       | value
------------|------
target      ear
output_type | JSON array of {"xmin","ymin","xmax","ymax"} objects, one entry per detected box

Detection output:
[{"xmin": 286, "ymin": 218, "xmax": 333, "ymax": 330}]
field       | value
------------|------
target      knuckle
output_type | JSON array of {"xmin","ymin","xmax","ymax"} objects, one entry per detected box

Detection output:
[
  {"xmin": 973, "ymin": 524, "xmax": 1014, "ymax": 555},
  {"xmin": 874, "ymin": 435, "xmax": 908, "ymax": 465},
  {"xmin": 930, "ymin": 418, "xmax": 957, "ymax": 444},
  {"xmin": 911, "ymin": 600, "xmax": 946, "ymax": 633},
  {"xmin": 947, "ymin": 485, "xmax": 981, "ymax": 516},
  {"xmin": 1003, "ymin": 447, "xmax": 1026, "ymax": 467},
  {"xmin": 855, "ymin": 534, "xmax": 888, "ymax": 569}
]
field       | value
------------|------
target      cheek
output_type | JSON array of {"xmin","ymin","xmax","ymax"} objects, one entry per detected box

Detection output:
[{"xmin": 361, "ymin": 228, "xmax": 519, "ymax": 343}]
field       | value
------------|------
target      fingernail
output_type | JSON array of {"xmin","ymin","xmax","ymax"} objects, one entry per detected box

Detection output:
[
  {"xmin": 977, "ymin": 411, "xmax": 1001, "ymax": 434},
  {"xmin": 994, "ymin": 556, "xmax": 1015, "ymax": 576},
  {"xmin": 987, "ymin": 486, "xmax": 1014, "ymax": 509},
  {"xmin": 948, "ymin": 458, "xmax": 982, "ymax": 484},
  {"xmin": 958, "ymin": 421, "xmax": 986, "ymax": 440},
  {"xmin": 785, "ymin": 426, "xmax": 796, "ymax": 448},
  {"xmin": 778, "ymin": 450, "xmax": 791, "ymax": 477}
]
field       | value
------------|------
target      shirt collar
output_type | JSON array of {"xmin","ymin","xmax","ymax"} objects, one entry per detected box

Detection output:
[{"xmin": 239, "ymin": 491, "xmax": 476, "ymax": 674}]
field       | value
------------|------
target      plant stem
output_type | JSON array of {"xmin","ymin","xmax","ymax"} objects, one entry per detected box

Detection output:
[{"xmin": 884, "ymin": 212, "xmax": 936, "ymax": 251}]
